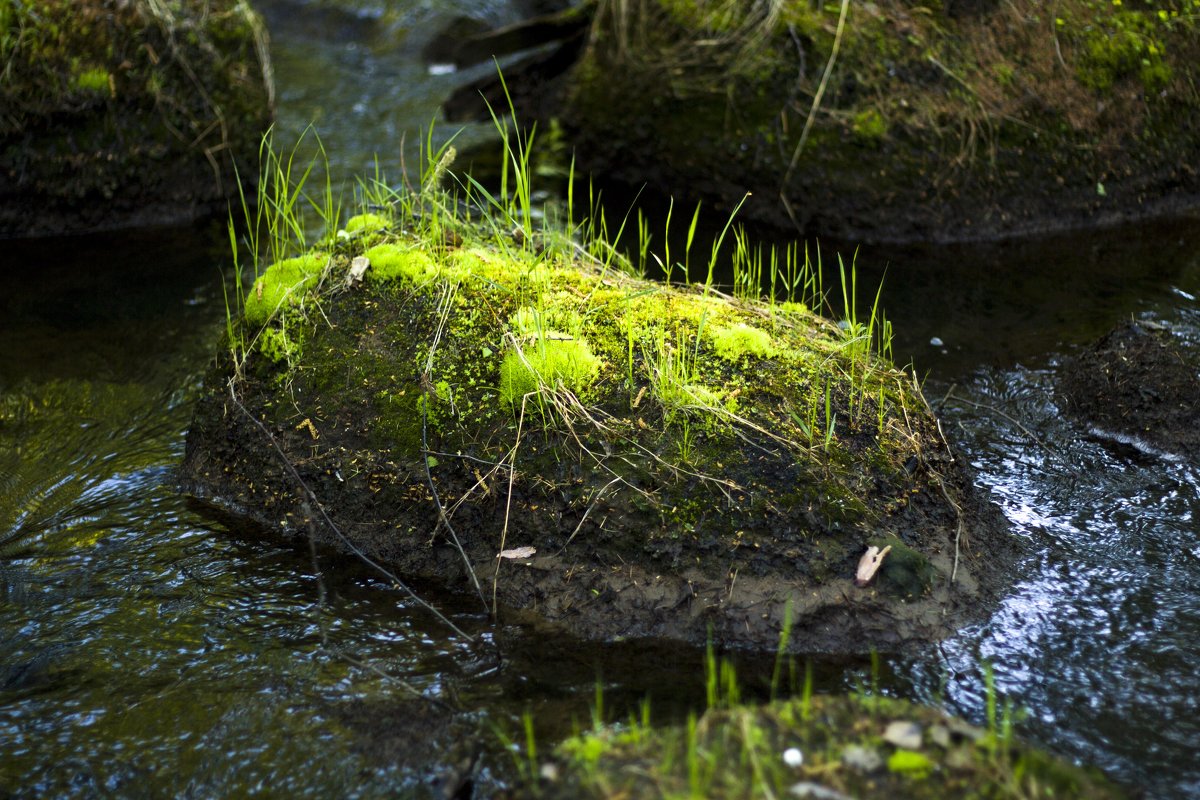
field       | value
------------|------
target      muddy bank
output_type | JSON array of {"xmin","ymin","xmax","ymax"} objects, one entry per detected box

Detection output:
[
  {"xmin": 0, "ymin": 0, "xmax": 273, "ymax": 238},
  {"xmin": 1058, "ymin": 321, "xmax": 1200, "ymax": 461},
  {"xmin": 469, "ymin": 0, "xmax": 1200, "ymax": 243},
  {"xmin": 181, "ymin": 198, "xmax": 1014, "ymax": 654}
]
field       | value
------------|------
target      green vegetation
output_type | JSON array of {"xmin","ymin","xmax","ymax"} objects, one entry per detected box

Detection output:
[
  {"xmin": 0, "ymin": 0, "xmax": 272, "ymax": 235},
  {"xmin": 70, "ymin": 66, "xmax": 111, "ymax": 95},
  {"xmin": 566, "ymin": 0, "xmax": 1200, "ymax": 238},
  {"xmin": 515, "ymin": 650, "xmax": 1124, "ymax": 799}
]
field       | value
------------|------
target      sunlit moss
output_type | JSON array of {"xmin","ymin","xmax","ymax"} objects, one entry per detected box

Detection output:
[
  {"xmin": 499, "ymin": 336, "xmax": 602, "ymax": 406},
  {"xmin": 363, "ymin": 243, "xmax": 438, "ymax": 284},
  {"xmin": 71, "ymin": 66, "xmax": 110, "ymax": 94},
  {"xmin": 708, "ymin": 322, "xmax": 777, "ymax": 361},
  {"xmin": 243, "ymin": 252, "xmax": 328, "ymax": 327}
]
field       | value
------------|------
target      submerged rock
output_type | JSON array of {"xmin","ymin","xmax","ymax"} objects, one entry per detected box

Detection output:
[
  {"xmin": 0, "ymin": 0, "xmax": 273, "ymax": 238},
  {"xmin": 1058, "ymin": 321, "xmax": 1200, "ymax": 462},
  {"xmin": 182, "ymin": 207, "xmax": 1012, "ymax": 654}
]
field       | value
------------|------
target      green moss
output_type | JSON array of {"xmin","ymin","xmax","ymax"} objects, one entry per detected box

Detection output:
[
  {"xmin": 257, "ymin": 326, "xmax": 298, "ymax": 363},
  {"xmin": 709, "ymin": 322, "xmax": 777, "ymax": 361},
  {"xmin": 339, "ymin": 212, "xmax": 391, "ymax": 247},
  {"xmin": 344, "ymin": 212, "xmax": 390, "ymax": 233},
  {"xmin": 243, "ymin": 252, "xmax": 329, "ymax": 327},
  {"xmin": 1076, "ymin": 19, "xmax": 1171, "ymax": 91},
  {"xmin": 499, "ymin": 336, "xmax": 602, "ymax": 405},
  {"xmin": 888, "ymin": 749, "xmax": 933, "ymax": 777},
  {"xmin": 364, "ymin": 243, "xmax": 439, "ymax": 284},
  {"xmin": 870, "ymin": 534, "xmax": 936, "ymax": 598},
  {"xmin": 71, "ymin": 66, "xmax": 110, "ymax": 94},
  {"xmin": 851, "ymin": 108, "xmax": 888, "ymax": 145}
]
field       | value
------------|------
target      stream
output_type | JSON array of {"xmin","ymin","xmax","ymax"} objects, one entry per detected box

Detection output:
[{"xmin": 2, "ymin": 1, "xmax": 1200, "ymax": 797}]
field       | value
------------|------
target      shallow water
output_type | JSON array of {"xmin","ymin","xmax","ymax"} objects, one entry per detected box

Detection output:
[
  {"xmin": 846, "ymin": 220, "xmax": 1200, "ymax": 799},
  {"xmin": 4, "ymin": 2, "xmax": 1200, "ymax": 797}
]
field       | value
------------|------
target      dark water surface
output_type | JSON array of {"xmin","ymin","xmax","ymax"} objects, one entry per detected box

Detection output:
[{"xmin": 4, "ymin": 1, "xmax": 1200, "ymax": 797}]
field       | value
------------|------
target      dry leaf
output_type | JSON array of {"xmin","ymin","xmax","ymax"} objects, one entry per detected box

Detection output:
[
  {"xmin": 855, "ymin": 544, "xmax": 892, "ymax": 587},
  {"xmin": 345, "ymin": 256, "xmax": 370, "ymax": 288},
  {"xmin": 498, "ymin": 546, "xmax": 537, "ymax": 560}
]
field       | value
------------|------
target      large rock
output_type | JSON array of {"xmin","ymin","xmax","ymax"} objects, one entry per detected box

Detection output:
[
  {"xmin": 0, "ymin": 0, "xmax": 273, "ymax": 237},
  {"xmin": 547, "ymin": 0, "xmax": 1200, "ymax": 243},
  {"xmin": 180, "ymin": 204, "xmax": 1013, "ymax": 655}
]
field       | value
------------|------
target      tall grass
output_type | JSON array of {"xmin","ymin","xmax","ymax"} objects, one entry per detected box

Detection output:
[{"xmin": 224, "ymin": 126, "xmax": 341, "ymax": 373}]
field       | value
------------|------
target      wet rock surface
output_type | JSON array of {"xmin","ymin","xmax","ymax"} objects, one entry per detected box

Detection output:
[{"xmin": 1058, "ymin": 321, "xmax": 1200, "ymax": 461}]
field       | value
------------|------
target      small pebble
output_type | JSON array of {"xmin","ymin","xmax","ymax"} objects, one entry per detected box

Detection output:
[
  {"xmin": 789, "ymin": 781, "xmax": 854, "ymax": 800},
  {"xmin": 883, "ymin": 720, "xmax": 923, "ymax": 750},
  {"xmin": 841, "ymin": 744, "xmax": 883, "ymax": 772},
  {"xmin": 930, "ymin": 336, "xmax": 944, "ymax": 347},
  {"xmin": 782, "ymin": 747, "xmax": 804, "ymax": 768}
]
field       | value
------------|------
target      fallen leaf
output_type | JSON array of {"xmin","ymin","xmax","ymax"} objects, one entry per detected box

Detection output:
[
  {"xmin": 855, "ymin": 544, "xmax": 892, "ymax": 587},
  {"xmin": 345, "ymin": 256, "xmax": 370, "ymax": 288},
  {"xmin": 498, "ymin": 546, "xmax": 537, "ymax": 560}
]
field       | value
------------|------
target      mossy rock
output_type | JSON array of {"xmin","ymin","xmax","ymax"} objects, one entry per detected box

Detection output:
[
  {"xmin": 534, "ymin": 693, "xmax": 1125, "ymax": 798},
  {"xmin": 0, "ymin": 0, "xmax": 273, "ymax": 237},
  {"xmin": 551, "ymin": 0, "xmax": 1200, "ymax": 242},
  {"xmin": 181, "ymin": 221, "xmax": 1013, "ymax": 654}
]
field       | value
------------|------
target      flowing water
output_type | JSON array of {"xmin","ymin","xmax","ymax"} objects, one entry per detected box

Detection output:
[{"xmin": 3, "ymin": 1, "xmax": 1200, "ymax": 797}]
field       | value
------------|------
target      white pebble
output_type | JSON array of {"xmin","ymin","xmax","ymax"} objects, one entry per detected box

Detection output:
[{"xmin": 783, "ymin": 747, "xmax": 804, "ymax": 768}]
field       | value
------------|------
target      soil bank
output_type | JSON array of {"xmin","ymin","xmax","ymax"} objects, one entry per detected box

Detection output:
[{"xmin": 481, "ymin": 0, "xmax": 1200, "ymax": 243}]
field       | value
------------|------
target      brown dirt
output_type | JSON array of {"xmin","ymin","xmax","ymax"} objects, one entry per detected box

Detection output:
[{"xmin": 1058, "ymin": 321, "xmax": 1200, "ymax": 461}]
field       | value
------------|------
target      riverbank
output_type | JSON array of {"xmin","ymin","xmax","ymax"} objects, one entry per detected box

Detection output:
[{"xmin": 459, "ymin": 0, "xmax": 1200, "ymax": 243}]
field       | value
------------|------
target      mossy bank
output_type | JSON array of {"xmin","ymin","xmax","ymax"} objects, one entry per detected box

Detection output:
[
  {"xmin": 182, "ymin": 179, "xmax": 1013, "ymax": 654},
  {"xmin": 0, "ymin": 0, "xmax": 273, "ymax": 237},
  {"xmin": 530, "ymin": 691, "xmax": 1124, "ymax": 798},
  {"xmin": 548, "ymin": 0, "xmax": 1200, "ymax": 242}
]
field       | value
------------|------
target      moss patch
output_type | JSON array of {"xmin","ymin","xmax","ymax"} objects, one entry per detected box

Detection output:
[
  {"xmin": 537, "ymin": 693, "xmax": 1124, "ymax": 799},
  {"xmin": 244, "ymin": 252, "xmax": 329, "ymax": 327}
]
